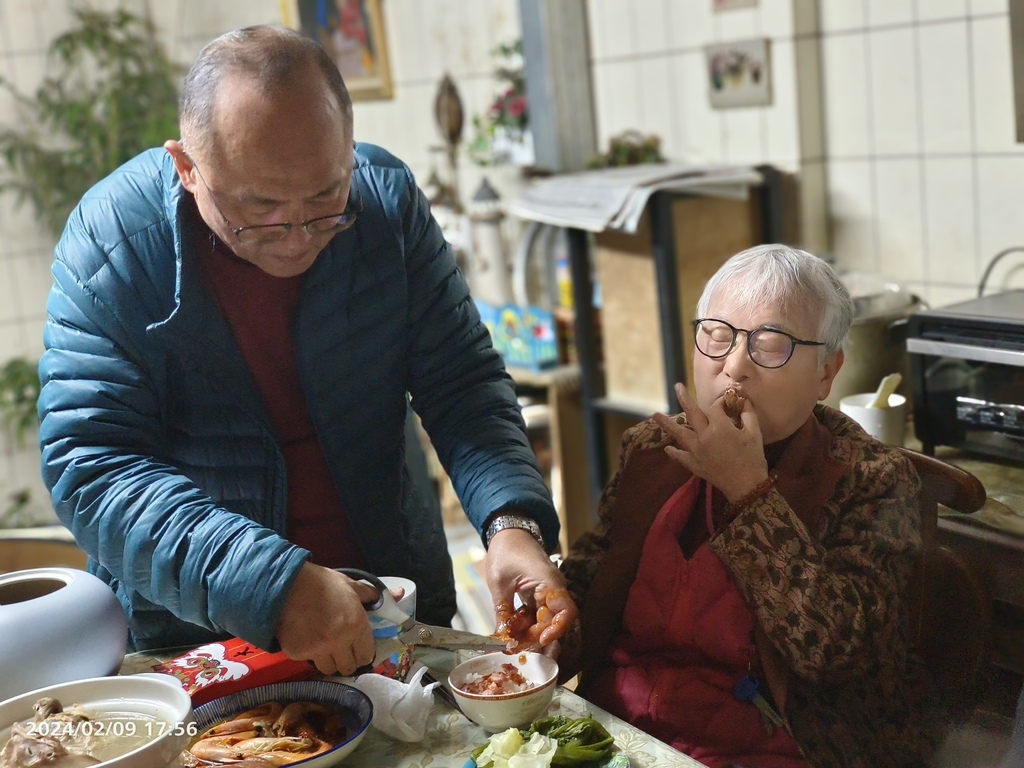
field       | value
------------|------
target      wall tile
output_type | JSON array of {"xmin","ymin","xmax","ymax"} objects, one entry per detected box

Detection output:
[
  {"xmin": 917, "ymin": 21, "xmax": 972, "ymax": 154},
  {"xmin": 587, "ymin": 1, "xmax": 636, "ymax": 60},
  {"xmin": 636, "ymin": 55, "xmax": 675, "ymax": 147},
  {"xmin": 971, "ymin": 15, "xmax": 1023, "ymax": 154},
  {"xmin": 678, "ymin": 49, "xmax": 725, "ymax": 163},
  {"xmin": 764, "ymin": 39, "xmax": 800, "ymax": 166},
  {"xmin": 633, "ymin": 0, "xmax": 672, "ymax": 55},
  {"xmin": 0, "ymin": 194, "xmax": 53, "ymax": 258},
  {"xmin": 485, "ymin": 0, "xmax": 522, "ymax": 43},
  {"xmin": 667, "ymin": 0, "xmax": 716, "ymax": 52},
  {"xmin": 866, "ymin": 0, "xmax": 914, "ymax": 28},
  {"xmin": 975, "ymin": 156, "xmax": 1024, "ymax": 290},
  {"xmin": 381, "ymin": 0, "xmax": 416, "ymax": 84},
  {"xmin": 819, "ymin": 2, "xmax": 866, "ymax": 33},
  {"xmin": 31, "ymin": 0, "xmax": 76, "ymax": 53},
  {"xmin": 872, "ymin": 159, "xmax": 925, "ymax": 283},
  {"xmin": 968, "ymin": 0, "xmax": 1008, "ymax": 15},
  {"xmin": 7, "ymin": 51, "xmax": 49, "ymax": 99},
  {"xmin": 917, "ymin": 0, "xmax": 969, "ymax": 23},
  {"xmin": 714, "ymin": 7, "xmax": 759, "ymax": 41},
  {"xmin": 8, "ymin": 252, "xmax": 53, "ymax": 326},
  {"xmin": 722, "ymin": 108, "xmax": 766, "ymax": 165},
  {"xmin": 827, "ymin": 159, "xmax": 877, "ymax": 271},
  {"xmin": 661, "ymin": 52, "xmax": 692, "ymax": 160},
  {"xmin": 867, "ymin": 28, "xmax": 921, "ymax": 156},
  {"xmin": 821, "ymin": 32, "xmax": 871, "ymax": 157},
  {"xmin": 757, "ymin": 0, "xmax": 796, "ymax": 40},
  {"xmin": 592, "ymin": 61, "xmax": 643, "ymax": 145},
  {"xmin": 922, "ymin": 158, "xmax": 979, "ymax": 286}
]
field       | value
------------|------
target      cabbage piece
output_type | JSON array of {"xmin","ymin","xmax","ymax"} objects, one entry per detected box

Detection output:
[
  {"xmin": 510, "ymin": 732, "xmax": 557, "ymax": 768},
  {"xmin": 475, "ymin": 729, "xmax": 556, "ymax": 768},
  {"xmin": 476, "ymin": 727, "xmax": 523, "ymax": 767}
]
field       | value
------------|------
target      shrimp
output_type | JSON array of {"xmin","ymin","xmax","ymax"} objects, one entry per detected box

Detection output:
[
  {"xmin": 273, "ymin": 702, "xmax": 345, "ymax": 742},
  {"xmin": 187, "ymin": 733, "xmax": 255, "ymax": 762},
  {"xmin": 200, "ymin": 702, "xmax": 283, "ymax": 738},
  {"xmin": 233, "ymin": 737, "xmax": 326, "ymax": 766}
]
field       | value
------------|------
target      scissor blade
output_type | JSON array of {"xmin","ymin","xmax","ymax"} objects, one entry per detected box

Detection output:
[{"xmin": 398, "ymin": 623, "xmax": 506, "ymax": 651}]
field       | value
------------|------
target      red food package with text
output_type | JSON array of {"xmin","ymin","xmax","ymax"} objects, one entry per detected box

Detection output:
[{"xmin": 150, "ymin": 638, "xmax": 317, "ymax": 706}]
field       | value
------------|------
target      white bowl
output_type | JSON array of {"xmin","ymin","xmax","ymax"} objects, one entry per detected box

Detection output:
[
  {"xmin": 0, "ymin": 673, "xmax": 194, "ymax": 768},
  {"xmin": 0, "ymin": 567, "xmax": 128, "ymax": 701},
  {"xmin": 190, "ymin": 680, "xmax": 373, "ymax": 767},
  {"xmin": 448, "ymin": 651, "xmax": 558, "ymax": 732}
]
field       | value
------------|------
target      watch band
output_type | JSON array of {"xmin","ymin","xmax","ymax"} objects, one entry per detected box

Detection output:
[{"xmin": 484, "ymin": 514, "xmax": 545, "ymax": 551}]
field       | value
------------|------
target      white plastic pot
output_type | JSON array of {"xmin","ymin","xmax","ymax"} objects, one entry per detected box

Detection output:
[{"xmin": 0, "ymin": 567, "xmax": 128, "ymax": 701}]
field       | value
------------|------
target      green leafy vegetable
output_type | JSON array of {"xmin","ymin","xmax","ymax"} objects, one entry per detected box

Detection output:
[{"xmin": 471, "ymin": 714, "xmax": 615, "ymax": 766}]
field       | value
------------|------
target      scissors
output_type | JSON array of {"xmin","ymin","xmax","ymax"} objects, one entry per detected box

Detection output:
[{"xmin": 337, "ymin": 568, "xmax": 506, "ymax": 653}]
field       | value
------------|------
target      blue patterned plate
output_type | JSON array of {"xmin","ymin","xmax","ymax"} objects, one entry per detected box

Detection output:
[{"xmin": 191, "ymin": 680, "xmax": 372, "ymax": 767}]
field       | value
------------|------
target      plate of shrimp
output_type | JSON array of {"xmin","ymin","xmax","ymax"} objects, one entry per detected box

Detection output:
[{"xmin": 183, "ymin": 680, "xmax": 372, "ymax": 767}]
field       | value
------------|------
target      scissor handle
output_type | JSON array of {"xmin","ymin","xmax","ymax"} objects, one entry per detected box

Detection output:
[{"xmin": 335, "ymin": 568, "xmax": 388, "ymax": 612}]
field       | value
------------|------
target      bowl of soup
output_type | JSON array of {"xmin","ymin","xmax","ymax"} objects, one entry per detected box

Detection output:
[{"xmin": 0, "ymin": 673, "xmax": 193, "ymax": 767}]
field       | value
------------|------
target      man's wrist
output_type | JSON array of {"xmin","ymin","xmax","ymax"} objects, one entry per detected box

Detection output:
[{"xmin": 484, "ymin": 514, "xmax": 545, "ymax": 551}]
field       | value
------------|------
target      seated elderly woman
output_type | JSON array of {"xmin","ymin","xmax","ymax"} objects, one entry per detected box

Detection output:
[{"xmin": 558, "ymin": 244, "xmax": 937, "ymax": 768}]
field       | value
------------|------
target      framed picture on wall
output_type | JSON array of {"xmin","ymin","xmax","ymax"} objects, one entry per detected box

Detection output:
[
  {"xmin": 280, "ymin": 0, "xmax": 393, "ymax": 100},
  {"xmin": 705, "ymin": 38, "xmax": 772, "ymax": 109}
]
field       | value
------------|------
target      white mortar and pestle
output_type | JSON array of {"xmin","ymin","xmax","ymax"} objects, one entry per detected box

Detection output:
[{"xmin": 839, "ymin": 373, "xmax": 907, "ymax": 445}]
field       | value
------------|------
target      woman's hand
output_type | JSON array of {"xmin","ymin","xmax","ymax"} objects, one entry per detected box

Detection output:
[{"xmin": 652, "ymin": 382, "xmax": 769, "ymax": 502}]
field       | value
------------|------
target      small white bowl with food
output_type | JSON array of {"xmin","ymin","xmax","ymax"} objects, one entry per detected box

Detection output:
[
  {"xmin": 448, "ymin": 652, "xmax": 558, "ymax": 732},
  {"xmin": 0, "ymin": 673, "xmax": 194, "ymax": 768},
  {"xmin": 187, "ymin": 679, "xmax": 373, "ymax": 767}
]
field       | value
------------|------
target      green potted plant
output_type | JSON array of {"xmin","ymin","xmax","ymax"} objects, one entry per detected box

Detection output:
[{"xmin": 0, "ymin": 5, "xmax": 182, "ymax": 526}]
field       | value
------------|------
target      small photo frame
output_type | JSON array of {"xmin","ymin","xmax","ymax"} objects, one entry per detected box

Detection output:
[
  {"xmin": 280, "ymin": 0, "xmax": 393, "ymax": 100},
  {"xmin": 705, "ymin": 38, "xmax": 772, "ymax": 109}
]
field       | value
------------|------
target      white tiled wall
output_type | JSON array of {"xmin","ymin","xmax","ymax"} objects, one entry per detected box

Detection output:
[
  {"xmin": 1, "ymin": 0, "xmax": 1020, "ymax": 524},
  {"xmin": 817, "ymin": 0, "xmax": 1022, "ymax": 304}
]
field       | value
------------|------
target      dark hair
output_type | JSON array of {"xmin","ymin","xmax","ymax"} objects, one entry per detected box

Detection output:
[{"xmin": 179, "ymin": 25, "xmax": 353, "ymax": 158}]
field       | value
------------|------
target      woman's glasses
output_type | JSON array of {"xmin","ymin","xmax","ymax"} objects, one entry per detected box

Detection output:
[{"xmin": 693, "ymin": 318, "xmax": 825, "ymax": 369}]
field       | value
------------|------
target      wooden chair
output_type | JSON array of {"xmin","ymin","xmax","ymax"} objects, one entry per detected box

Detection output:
[{"xmin": 898, "ymin": 448, "xmax": 990, "ymax": 718}]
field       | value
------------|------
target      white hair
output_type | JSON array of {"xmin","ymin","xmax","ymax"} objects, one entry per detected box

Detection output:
[{"xmin": 696, "ymin": 244, "xmax": 855, "ymax": 360}]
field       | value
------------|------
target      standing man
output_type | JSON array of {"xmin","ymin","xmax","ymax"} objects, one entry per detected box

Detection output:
[{"xmin": 38, "ymin": 25, "xmax": 574, "ymax": 675}]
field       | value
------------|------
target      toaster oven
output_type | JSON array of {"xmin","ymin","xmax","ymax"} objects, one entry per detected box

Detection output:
[{"xmin": 907, "ymin": 290, "xmax": 1024, "ymax": 461}]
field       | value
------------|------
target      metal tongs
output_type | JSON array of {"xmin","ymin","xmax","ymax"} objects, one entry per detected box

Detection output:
[{"xmin": 338, "ymin": 568, "xmax": 506, "ymax": 653}]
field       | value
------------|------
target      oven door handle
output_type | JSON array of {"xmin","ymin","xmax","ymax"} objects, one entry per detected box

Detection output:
[{"xmin": 907, "ymin": 337, "xmax": 1024, "ymax": 366}]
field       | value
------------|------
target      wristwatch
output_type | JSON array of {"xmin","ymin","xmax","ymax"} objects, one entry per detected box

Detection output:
[{"xmin": 484, "ymin": 514, "xmax": 546, "ymax": 551}]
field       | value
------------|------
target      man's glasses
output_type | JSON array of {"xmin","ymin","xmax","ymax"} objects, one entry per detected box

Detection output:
[
  {"xmin": 190, "ymin": 161, "xmax": 361, "ymax": 246},
  {"xmin": 693, "ymin": 318, "xmax": 826, "ymax": 369}
]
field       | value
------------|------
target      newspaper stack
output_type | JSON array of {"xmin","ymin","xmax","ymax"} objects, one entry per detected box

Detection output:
[{"xmin": 510, "ymin": 162, "xmax": 764, "ymax": 234}]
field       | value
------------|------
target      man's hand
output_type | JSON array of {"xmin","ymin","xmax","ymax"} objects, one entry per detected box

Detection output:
[
  {"xmin": 275, "ymin": 563, "xmax": 379, "ymax": 675},
  {"xmin": 485, "ymin": 527, "xmax": 578, "ymax": 650}
]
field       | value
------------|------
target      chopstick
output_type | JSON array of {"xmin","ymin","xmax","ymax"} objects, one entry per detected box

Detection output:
[{"xmin": 421, "ymin": 669, "xmax": 462, "ymax": 713}]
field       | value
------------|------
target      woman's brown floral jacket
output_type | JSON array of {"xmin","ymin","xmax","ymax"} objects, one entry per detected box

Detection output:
[{"xmin": 559, "ymin": 405, "xmax": 941, "ymax": 768}]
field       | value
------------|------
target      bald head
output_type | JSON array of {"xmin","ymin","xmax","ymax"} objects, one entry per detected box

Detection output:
[{"xmin": 179, "ymin": 25, "xmax": 353, "ymax": 161}]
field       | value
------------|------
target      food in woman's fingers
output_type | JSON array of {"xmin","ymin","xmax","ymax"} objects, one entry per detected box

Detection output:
[{"xmin": 722, "ymin": 387, "xmax": 746, "ymax": 426}]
